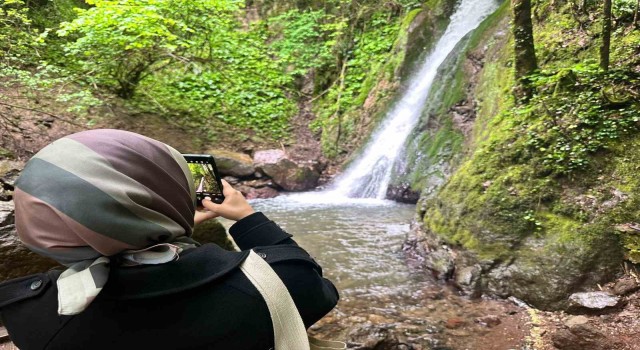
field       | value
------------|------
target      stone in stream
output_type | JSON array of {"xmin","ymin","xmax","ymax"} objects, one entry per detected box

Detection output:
[
  {"xmin": 254, "ymin": 149, "xmax": 320, "ymax": 191},
  {"xmin": 346, "ymin": 323, "xmax": 412, "ymax": 350},
  {"xmin": 568, "ymin": 291, "xmax": 620, "ymax": 310},
  {"xmin": 205, "ymin": 149, "xmax": 255, "ymax": 178},
  {"xmin": 242, "ymin": 186, "xmax": 279, "ymax": 200}
]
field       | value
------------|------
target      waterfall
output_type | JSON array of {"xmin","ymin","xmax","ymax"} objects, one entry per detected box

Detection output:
[{"xmin": 328, "ymin": 0, "xmax": 499, "ymax": 199}]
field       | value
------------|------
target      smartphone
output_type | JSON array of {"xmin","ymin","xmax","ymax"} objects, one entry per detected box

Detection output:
[{"xmin": 182, "ymin": 154, "xmax": 225, "ymax": 206}]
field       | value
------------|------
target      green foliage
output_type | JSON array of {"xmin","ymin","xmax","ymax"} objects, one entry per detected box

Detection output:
[
  {"xmin": 267, "ymin": 9, "xmax": 335, "ymax": 78},
  {"xmin": 140, "ymin": 16, "xmax": 294, "ymax": 137},
  {"xmin": 612, "ymin": 0, "xmax": 638, "ymax": 23},
  {"xmin": 513, "ymin": 64, "xmax": 640, "ymax": 174},
  {"xmin": 0, "ymin": 0, "xmax": 38, "ymax": 65},
  {"xmin": 313, "ymin": 11, "xmax": 403, "ymax": 156},
  {"xmin": 57, "ymin": 0, "xmax": 243, "ymax": 99},
  {"xmin": 47, "ymin": 0, "xmax": 296, "ymax": 137}
]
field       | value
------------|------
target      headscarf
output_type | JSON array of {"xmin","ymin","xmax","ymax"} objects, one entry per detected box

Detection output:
[{"xmin": 14, "ymin": 129, "xmax": 197, "ymax": 315}]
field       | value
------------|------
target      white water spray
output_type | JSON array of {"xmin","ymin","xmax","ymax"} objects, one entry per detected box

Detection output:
[{"xmin": 325, "ymin": 0, "xmax": 499, "ymax": 200}]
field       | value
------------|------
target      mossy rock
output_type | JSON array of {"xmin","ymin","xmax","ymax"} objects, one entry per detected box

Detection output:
[
  {"xmin": 411, "ymin": 1, "xmax": 639, "ymax": 310},
  {"xmin": 192, "ymin": 219, "xmax": 234, "ymax": 251},
  {"xmin": 205, "ymin": 149, "xmax": 254, "ymax": 178}
]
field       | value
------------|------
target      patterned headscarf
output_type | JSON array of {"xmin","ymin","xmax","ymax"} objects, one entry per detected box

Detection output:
[{"xmin": 14, "ymin": 129, "xmax": 197, "ymax": 315}]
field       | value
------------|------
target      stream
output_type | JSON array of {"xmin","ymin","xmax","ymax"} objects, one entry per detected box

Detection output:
[{"xmin": 245, "ymin": 195, "xmax": 530, "ymax": 349}]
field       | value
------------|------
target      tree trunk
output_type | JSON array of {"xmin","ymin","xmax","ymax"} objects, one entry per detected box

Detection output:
[
  {"xmin": 633, "ymin": 0, "xmax": 639, "ymax": 28},
  {"xmin": 511, "ymin": 0, "xmax": 538, "ymax": 80},
  {"xmin": 600, "ymin": 0, "xmax": 612, "ymax": 71}
]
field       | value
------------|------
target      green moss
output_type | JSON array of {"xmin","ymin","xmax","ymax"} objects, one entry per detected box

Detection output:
[
  {"xmin": 192, "ymin": 219, "xmax": 234, "ymax": 251},
  {"xmin": 539, "ymin": 211, "xmax": 582, "ymax": 243}
]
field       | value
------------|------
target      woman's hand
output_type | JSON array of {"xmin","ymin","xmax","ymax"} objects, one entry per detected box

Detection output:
[
  {"xmin": 199, "ymin": 179, "xmax": 255, "ymax": 222},
  {"xmin": 194, "ymin": 208, "xmax": 218, "ymax": 225}
]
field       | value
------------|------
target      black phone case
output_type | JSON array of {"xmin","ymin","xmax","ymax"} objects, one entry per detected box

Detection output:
[{"xmin": 182, "ymin": 154, "xmax": 225, "ymax": 206}]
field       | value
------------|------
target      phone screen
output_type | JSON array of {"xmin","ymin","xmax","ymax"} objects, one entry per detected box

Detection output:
[
  {"xmin": 182, "ymin": 154, "xmax": 225, "ymax": 205},
  {"xmin": 188, "ymin": 162, "xmax": 222, "ymax": 196}
]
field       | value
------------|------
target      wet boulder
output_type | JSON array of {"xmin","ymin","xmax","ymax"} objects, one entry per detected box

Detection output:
[
  {"xmin": 386, "ymin": 182, "xmax": 420, "ymax": 203},
  {"xmin": 206, "ymin": 149, "xmax": 255, "ymax": 178},
  {"xmin": 254, "ymin": 149, "xmax": 320, "ymax": 191}
]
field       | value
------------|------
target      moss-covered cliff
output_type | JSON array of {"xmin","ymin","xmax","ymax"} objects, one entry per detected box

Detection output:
[{"xmin": 405, "ymin": 0, "xmax": 640, "ymax": 309}]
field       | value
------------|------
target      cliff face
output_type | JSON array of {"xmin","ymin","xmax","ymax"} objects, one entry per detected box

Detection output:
[{"xmin": 400, "ymin": 1, "xmax": 640, "ymax": 310}]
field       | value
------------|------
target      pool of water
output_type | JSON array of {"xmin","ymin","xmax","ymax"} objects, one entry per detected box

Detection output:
[{"xmin": 249, "ymin": 193, "xmax": 423, "ymax": 296}]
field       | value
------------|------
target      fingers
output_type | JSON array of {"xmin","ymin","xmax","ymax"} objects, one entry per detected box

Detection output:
[
  {"xmin": 220, "ymin": 179, "xmax": 238, "ymax": 197},
  {"xmin": 201, "ymin": 197, "xmax": 221, "ymax": 213},
  {"xmin": 194, "ymin": 210, "xmax": 219, "ymax": 225},
  {"xmin": 200, "ymin": 190, "xmax": 254, "ymax": 221}
]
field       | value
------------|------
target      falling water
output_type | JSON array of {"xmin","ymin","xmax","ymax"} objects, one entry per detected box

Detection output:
[{"xmin": 329, "ymin": 0, "xmax": 499, "ymax": 199}]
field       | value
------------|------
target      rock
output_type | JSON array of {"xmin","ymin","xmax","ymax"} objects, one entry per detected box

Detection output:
[
  {"xmin": 0, "ymin": 225, "xmax": 61, "ymax": 282},
  {"xmin": 569, "ymin": 291, "xmax": 620, "ymax": 310},
  {"xmin": 0, "ymin": 169, "xmax": 20, "ymax": 190},
  {"xmin": 0, "ymin": 200, "xmax": 14, "ymax": 226},
  {"xmin": 253, "ymin": 149, "xmax": 286, "ymax": 166},
  {"xmin": 475, "ymin": 315, "xmax": 501, "ymax": 327},
  {"xmin": 206, "ymin": 149, "xmax": 254, "ymax": 178},
  {"xmin": 454, "ymin": 265, "xmax": 482, "ymax": 296},
  {"xmin": 222, "ymin": 176, "xmax": 240, "ymax": 185},
  {"xmin": 402, "ymin": 223, "xmax": 456, "ymax": 280},
  {"xmin": 254, "ymin": 150, "xmax": 320, "ymax": 191},
  {"xmin": 367, "ymin": 314, "xmax": 393, "ymax": 324},
  {"xmin": 553, "ymin": 69, "xmax": 578, "ymax": 94},
  {"xmin": 564, "ymin": 315, "xmax": 589, "ymax": 328},
  {"xmin": 386, "ymin": 182, "xmax": 420, "ymax": 203},
  {"xmin": 612, "ymin": 277, "xmax": 640, "ymax": 296},
  {"xmin": 477, "ymin": 231, "xmax": 623, "ymax": 310},
  {"xmin": 0, "ymin": 189, "xmax": 12, "ymax": 201},
  {"xmin": 0, "ymin": 160, "xmax": 23, "ymax": 178},
  {"xmin": 269, "ymin": 160, "xmax": 319, "ymax": 191},
  {"xmin": 551, "ymin": 323, "xmax": 615, "ymax": 350},
  {"xmin": 243, "ymin": 187, "xmax": 279, "ymax": 200},
  {"xmin": 242, "ymin": 179, "xmax": 275, "ymax": 188},
  {"xmin": 192, "ymin": 219, "xmax": 234, "ymax": 251},
  {"xmin": 347, "ymin": 324, "xmax": 408, "ymax": 350},
  {"xmin": 445, "ymin": 317, "xmax": 466, "ymax": 329}
]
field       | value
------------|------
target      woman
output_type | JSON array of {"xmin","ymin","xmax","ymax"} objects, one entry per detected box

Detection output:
[{"xmin": 0, "ymin": 129, "xmax": 339, "ymax": 349}]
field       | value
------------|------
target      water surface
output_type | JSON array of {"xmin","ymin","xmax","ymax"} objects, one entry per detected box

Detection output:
[{"xmin": 249, "ymin": 194, "xmax": 421, "ymax": 296}]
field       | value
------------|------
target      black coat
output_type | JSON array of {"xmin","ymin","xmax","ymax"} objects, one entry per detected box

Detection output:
[{"xmin": 0, "ymin": 212, "xmax": 339, "ymax": 350}]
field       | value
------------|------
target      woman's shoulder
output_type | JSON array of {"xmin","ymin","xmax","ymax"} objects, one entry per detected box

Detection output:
[{"xmin": 102, "ymin": 243, "xmax": 321, "ymax": 300}]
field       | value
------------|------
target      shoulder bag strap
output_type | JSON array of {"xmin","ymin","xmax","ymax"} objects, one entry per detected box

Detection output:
[{"xmin": 239, "ymin": 250, "xmax": 345, "ymax": 350}]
